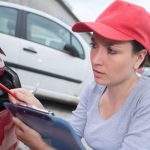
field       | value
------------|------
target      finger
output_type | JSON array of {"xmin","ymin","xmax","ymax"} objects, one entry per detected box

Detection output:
[
  {"xmin": 12, "ymin": 117, "xmax": 30, "ymax": 133},
  {"xmin": 13, "ymin": 117, "xmax": 34, "ymax": 132},
  {"xmin": 8, "ymin": 93, "xmax": 27, "ymax": 106},
  {"xmin": 15, "ymin": 91, "xmax": 43, "ymax": 108},
  {"xmin": 13, "ymin": 117, "xmax": 25, "ymax": 140},
  {"xmin": 10, "ymin": 89, "xmax": 30, "ymax": 104},
  {"xmin": 15, "ymin": 126, "xmax": 24, "ymax": 140},
  {"xmin": 8, "ymin": 93, "xmax": 17, "ymax": 104},
  {"xmin": 11, "ymin": 88, "xmax": 29, "ymax": 94},
  {"xmin": 9, "ymin": 88, "xmax": 27, "ymax": 101},
  {"xmin": 10, "ymin": 88, "xmax": 44, "ymax": 109}
]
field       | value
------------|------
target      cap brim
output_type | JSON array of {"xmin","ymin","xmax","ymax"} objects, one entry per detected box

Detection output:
[
  {"xmin": 0, "ymin": 48, "xmax": 6, "ymax": 55},
  {"xmin": 72, "ymin": 22, "xmax": 133, "ymax": 41}
]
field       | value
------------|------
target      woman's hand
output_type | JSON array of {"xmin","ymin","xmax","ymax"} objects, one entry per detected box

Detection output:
[
  {"xmin": 13, "ymin": 117, "xmax": 56, "ymax": 150},
  {"xmin": 9, "ymin": 88, "xmax": 44, "ymax": 109}
]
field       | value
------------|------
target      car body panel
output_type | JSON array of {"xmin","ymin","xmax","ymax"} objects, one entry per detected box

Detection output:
[{"xmin": 0, "ymin": 1, "xmax": 93, "ymax": 104}]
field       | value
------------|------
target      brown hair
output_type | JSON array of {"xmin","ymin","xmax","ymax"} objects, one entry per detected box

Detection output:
[{"xmin": 132, "ymin": 40, "xmax": 148, "ymax": 68}]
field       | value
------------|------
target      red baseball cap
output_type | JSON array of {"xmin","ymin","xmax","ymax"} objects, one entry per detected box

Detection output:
[{"xmin": 72, "ymin": 0, "xmax": 150, "ymax": 53}]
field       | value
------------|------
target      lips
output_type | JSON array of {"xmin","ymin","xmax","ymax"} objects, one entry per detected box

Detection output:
[
  {"xmin": 93, "ymin": 68, "xmax": 104, "ymax": 74},
  {"xmin": 93, "ymin": 69, "xmax": 105, "ymax": 77}
]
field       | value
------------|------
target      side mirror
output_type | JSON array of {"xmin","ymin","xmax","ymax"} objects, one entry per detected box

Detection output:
[{"xmin": 64, "ymin": 44, "xmax": 80, "ymax": 57}]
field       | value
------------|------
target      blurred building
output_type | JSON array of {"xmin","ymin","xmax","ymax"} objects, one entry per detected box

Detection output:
[{"xmin": 2, "ymin": 0, "xmax": 91, "ymax": 43}]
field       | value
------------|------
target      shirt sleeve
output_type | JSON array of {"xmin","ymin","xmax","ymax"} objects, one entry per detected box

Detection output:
[
  {"xmin": 119, "ymin": 90, "xmax": 150, "ymax": 150},
  {"xmin": 68, "ymin": 84, "xmax": 90, "ymax": 138}
]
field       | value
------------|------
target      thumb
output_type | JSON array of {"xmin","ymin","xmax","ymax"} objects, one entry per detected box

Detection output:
[{"xmin": 10, "ymin": 91, "xmax": 28, "ymax": 106}]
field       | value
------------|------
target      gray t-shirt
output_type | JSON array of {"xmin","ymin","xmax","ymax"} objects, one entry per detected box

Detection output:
[{"xmin": 69, "ymin": 76, "xmax": 150, "ymax": 150}]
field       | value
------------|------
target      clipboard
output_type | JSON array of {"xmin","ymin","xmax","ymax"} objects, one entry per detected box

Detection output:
[{"xmin": 4, "ymin": 102, "xmax": 85, "ymax": 150}]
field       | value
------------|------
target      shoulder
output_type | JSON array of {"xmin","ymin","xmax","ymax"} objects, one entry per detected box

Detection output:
[
  {"xmin": 132, "ymin": 76, "xmax": 150, "ymax": 110},
  {"xmin": 137, "ymin": 76, "xmax": 150, "ymax": 99},
  {"xmin": 132, "ymin": 76, "xmax": 150, "ymax": 97},
  {"xmin": 140, "ymin": 75, "xmax": 150, "ymax": 87}
]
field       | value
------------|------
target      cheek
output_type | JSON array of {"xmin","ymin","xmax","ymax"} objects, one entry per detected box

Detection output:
[{"xmin": 109, "ymin": 57, "xmax": 134, "ymax": 75}]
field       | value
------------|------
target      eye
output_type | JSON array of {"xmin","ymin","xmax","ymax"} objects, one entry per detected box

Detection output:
[
  {"xmin": 107, "ymin": 47, "xmax": 117, "ymax": 54},
  {"xmin": 90, "ymin": 42, "xmax": 97, "ymax": 48}
]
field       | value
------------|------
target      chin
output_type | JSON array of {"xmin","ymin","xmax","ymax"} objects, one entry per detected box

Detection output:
[{"xmin": 94, "ymin": 77, "xmax": 108, "ymax": 85}]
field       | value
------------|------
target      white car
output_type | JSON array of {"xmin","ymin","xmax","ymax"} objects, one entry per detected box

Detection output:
[{"xmin": 0, "ymin": 2, "xmax": 93, "ymax": 104}]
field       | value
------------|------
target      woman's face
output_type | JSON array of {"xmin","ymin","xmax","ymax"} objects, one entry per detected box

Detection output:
[{"xmin": 90, "ymin": 33, "xmax": 142, "ymax": 86}]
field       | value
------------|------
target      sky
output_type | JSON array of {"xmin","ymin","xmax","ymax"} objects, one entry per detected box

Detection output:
[{"xmin": 66, "ymin": 0, "xmax": 150, "ymax": 21}]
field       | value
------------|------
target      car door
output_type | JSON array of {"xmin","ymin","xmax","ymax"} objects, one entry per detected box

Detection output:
[
  {"xmin": 18, "ymin": 12, "xmax": 88, "ymax": 98},
  {"xmin": 0, "ymin": 6, "xmax": 21, "ymax": 72}
]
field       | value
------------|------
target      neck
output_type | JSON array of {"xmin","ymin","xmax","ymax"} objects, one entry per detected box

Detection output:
[
  {"xmin": 99, "ymin": 74, "xmax": 140, "ymax": 120},
  {"xmin": 105, "ymin": 74, "xmax": 139, "ymax": 105}
]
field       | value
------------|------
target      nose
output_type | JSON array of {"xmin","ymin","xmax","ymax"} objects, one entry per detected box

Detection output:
[{"xmin": 90, "ymin": 47, "xmax": 105, "ymax": 66}]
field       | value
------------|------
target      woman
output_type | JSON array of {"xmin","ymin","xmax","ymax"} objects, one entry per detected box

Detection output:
[{"xmin": 9, "ymin": 1, "xmax": 150, "ymax": 149}]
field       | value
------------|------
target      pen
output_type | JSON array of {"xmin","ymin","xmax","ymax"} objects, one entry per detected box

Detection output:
[{"xmin": 0, "ymin": 83, "xmax": 16, "ymax": 97}]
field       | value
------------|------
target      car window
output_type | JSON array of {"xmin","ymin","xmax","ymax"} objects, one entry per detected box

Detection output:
[
  {"xmin": 0, "ymin": 6, "xmax": 17, "ymax": 36},
  {"xmin": 71, "ymin": 35, "xmax": 84, "ymax": 59},
  {"xmin": 26, "ymin": 13, "xmax": 70, "ymax": 52}
]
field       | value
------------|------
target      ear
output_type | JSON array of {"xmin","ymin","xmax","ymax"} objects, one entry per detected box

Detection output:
[{"xmin": 134, "ymin": 49, "xmax": 147, "ymax": 69}]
